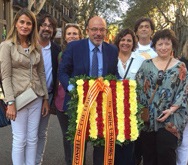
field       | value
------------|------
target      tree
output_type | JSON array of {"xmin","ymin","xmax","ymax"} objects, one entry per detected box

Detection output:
[
  {"xmin": 25, "ymin": 0, "xmax": 123, "ymax": 38},
  {"xmin": 123, "ymin": 0, "xmax": 188, "ymax": 55},
  {"xmin": 71, "ymin": 0, "xmax": 122, "ymax": 33},
  {"xmin": 28, "ymin": 0, "xmax": 46, "ymax": 15}
]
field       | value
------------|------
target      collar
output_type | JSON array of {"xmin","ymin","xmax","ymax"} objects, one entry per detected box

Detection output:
[
  {"xmin": 42, "ymin": 41, "xmax": 51, "ymax": 50},
  {"xmin": 130, "ymin": 52, "xmax": 136, "ymax": 59},
  {"xmin": 138, "ymin": 42, "xmax": 152, "ymax": 49},
  {"xmin": 88, "ymin": 39, "xmax": 102, "ymax": 52}
]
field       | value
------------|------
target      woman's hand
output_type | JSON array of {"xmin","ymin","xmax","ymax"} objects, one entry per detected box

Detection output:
[
  {"xmin": 156, "ymin": 109, "xmax": 173, "ymax": 122},
  {"xmin": 6, "ymin": 104, "xmax": 17, "ymax": 121},
  {"xmin": 41, "ymin": 99, "xmax": 49, "ymax": 117}
]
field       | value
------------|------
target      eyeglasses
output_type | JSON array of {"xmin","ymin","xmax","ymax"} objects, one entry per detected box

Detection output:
[
  {"xmin": 41, "ymin": 23, "xmax": 53, "ymax": 30},
  {"xmin": 156, "ymin": 70, "xmax": 164, "ymax": 86},
  {"xmin": 88, "ymin": 27, "xmax": 107, "ymax": 33}
]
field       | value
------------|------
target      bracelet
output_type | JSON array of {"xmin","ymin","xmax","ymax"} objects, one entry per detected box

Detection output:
[{"xmin": 169, "ymin": 109, "xmax": 174, "ymax": 115}]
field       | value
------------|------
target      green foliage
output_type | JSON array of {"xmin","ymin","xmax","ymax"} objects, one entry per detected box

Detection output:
[
  {"xmin": 122, "ymin": 0, "xmax": 188, "ymax": 56},
  {"xmin": 75, "ymin": 0, "xmax": 123, "ymax": 31}
]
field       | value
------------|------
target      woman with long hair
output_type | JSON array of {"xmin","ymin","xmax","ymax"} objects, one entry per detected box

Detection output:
[
  {"xmin": 0, "ymin": 8, "xmax": 49, "ymax": 165},
  {"xmin": 55, "ymin": 23, "xmax": 82, "ymax": 165}
]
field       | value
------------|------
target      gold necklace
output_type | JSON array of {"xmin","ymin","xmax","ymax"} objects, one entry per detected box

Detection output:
[{"xmin": 121, "ymin": 61, "xmax": 126, "ymax": 69}]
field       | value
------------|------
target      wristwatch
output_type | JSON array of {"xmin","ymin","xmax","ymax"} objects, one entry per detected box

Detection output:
[{"xmin": 7, "ymin": 101, "xmax": 15, "ymax": 106}]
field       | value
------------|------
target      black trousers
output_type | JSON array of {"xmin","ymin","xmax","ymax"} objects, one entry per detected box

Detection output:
[
  {"xmin": 140, "ymin": 128, "xmax": 178, "ymax": 165},
  {"xmin": 114, "ymin": 142, "xmax": 135, "ymax": 165},
  {"xmin": 93, "ymin": 143, "xmax": 135, "ymax": 165},
  {"xmin": 56, "ymin": 110, "xmax": 72, "ymax": 165},
  {"xmin": 93, "ymin": 146, "xmax": 104, "ymax": 165},
  {"xmin": 134, "ymin": 137, "xmax": 142, "ymax": 165}
]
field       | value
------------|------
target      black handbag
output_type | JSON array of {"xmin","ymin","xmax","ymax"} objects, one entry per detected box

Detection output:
[
  {"xmin": 0, "ymin": 82, "xmax": 10, "ymax": 127},
  {"xmin": 0, "ymin": 99, "xmax": 10, "ymax": 127}
]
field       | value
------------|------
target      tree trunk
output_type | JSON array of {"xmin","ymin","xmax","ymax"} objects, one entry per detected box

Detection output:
[
  {"xmin": 33, "ymin": 0, "xmax": 46, "ymax": 15},
  {"xmin": 173, "ymin": 10, "xmax": 188, "ymax": 57},
  {"xmin": 28, "ymin": 0, "xmax": 35, "ymax": 10},
  {"xmin": 27, "ymin": 0, "xmax": 46, "ymax": 15}
]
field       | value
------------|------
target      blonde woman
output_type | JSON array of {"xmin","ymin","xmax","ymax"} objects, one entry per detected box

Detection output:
[
  {"xmin": 55, "ymin": 23, "xmax": 82, "ymax": 165},
  {"xmin": 0, "ymin": 8, "xmax": 49, "ymax": 165}
]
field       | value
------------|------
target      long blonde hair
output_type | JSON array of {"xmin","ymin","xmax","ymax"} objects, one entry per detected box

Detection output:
[
  {"xmin": 182, "ymin": 40, "xmax": 188, "ymax": 60},
  {"xmin": 6, "ymin": 8, "xmax": 40, "ymax": 52}
]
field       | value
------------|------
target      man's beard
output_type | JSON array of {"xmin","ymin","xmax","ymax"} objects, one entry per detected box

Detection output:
[{"xmin": 40, "ymin": 32, "xmax": 51, "ymax": 41}]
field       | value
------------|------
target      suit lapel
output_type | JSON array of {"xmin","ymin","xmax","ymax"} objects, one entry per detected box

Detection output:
[
  {"xmin": 82, "ymin": 39, "xmax": 90, "ymax": 76},
  {"xmin": 102, "ymin": 43, "xmax": 108, "ymax": 76},
  {"xmin": 50, "ymin": 43, "xmax": 56, "ymax": 81}
]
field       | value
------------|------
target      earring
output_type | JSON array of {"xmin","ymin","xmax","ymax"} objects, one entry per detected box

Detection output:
[{"xmin": 170, "ymin": 51, "xmax": 174, "ymax": 57}]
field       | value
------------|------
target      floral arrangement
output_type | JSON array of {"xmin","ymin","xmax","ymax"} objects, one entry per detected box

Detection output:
[{"xmin": 67, "ymin": 75, "xmax": 143, "ymax": 146}]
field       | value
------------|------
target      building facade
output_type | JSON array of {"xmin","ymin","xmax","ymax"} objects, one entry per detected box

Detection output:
[
  {"xmin": 0, "ymin": 0, "xmax": 12, "ymax": 43},
  {"xmin": 0, "ymin": 0, "xmax": 79, "ymax": 44},
  {"xmin": 41, "ymin": 0, "xmax": 79, "ymax": 45}
]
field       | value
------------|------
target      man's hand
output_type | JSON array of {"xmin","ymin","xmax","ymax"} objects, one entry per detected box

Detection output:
[{"xmin": 41, "ymin": 99, "xmax": 49, "ymax": 117}]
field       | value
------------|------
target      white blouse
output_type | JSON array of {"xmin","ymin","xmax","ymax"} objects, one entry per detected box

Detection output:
[{"xmin": 118, "ymin": 52, "xmax": 145, "ymax": 80}]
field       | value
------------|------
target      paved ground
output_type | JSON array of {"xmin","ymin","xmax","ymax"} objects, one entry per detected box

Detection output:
[{"xmin": 0, "ymin": 115, "xmax": 93, "ymax": 165}]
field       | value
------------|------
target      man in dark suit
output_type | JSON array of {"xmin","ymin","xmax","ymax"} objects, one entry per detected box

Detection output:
[
  {"xmin": 59, "ymin": 16, "xmax": 118, "ymax": 165},
  {"xmin": 36, "ymin": 14, "xmax": 61, "ymax": 165}
]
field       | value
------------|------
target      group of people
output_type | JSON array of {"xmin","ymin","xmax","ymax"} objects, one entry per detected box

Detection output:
[{"xmin": 0, "ymin": 7, "xmax": 187, "ymax": 165}]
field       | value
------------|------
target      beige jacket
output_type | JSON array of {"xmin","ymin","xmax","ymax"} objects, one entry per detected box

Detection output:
[{"xmin": 0, "ymin": 40, "xmax": 48, "ymax": 102}]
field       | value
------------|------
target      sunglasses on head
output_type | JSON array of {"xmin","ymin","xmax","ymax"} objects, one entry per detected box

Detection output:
[
  {"xmin": 156, "ymin": 70, "xmax": 164, "ymax": 86},
  {"xmin": 65, "ymin": 23, "xmax": 79, "ymax": 27}
]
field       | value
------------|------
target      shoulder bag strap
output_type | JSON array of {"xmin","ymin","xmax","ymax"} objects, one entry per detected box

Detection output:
[
  {"xmin": 149, "ymin": 57, "xmax": 172, "ymax": 104},
  {"xmin": 123, "ymin": 57, "xmax": 134, "ymax": 79}
]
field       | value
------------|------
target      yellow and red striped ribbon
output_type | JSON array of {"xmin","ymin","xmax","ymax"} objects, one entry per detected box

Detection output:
[{"xmin": 72, "ymin": 78, "xmax": 116, "ymax": 165}]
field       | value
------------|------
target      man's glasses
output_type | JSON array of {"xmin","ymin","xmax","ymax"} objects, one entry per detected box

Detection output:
[
  {"xmin": 88, "ymin": 27, "xmax": 107, "ymax": 33},
  {"xmin": 41, "ymin": 23, "xmax": 53, "ymax": 30},
  {"xmin": 156, "ymin": 70, "xmax": 164, "ymax": 86}
]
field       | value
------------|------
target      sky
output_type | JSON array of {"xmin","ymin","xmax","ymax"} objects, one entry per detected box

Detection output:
[
  {"xmin": 119, "ymin": 1, "xmax": 129, "ymax": 13},
  {"xmin": 113, "ymin": 1, "xmax": 129, "ymax": 21}
]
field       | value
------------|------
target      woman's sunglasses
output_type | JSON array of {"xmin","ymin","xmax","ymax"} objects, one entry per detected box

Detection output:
[{"xmin": 156, "ymin": 70, "xmax": 164, "ymax": 86}]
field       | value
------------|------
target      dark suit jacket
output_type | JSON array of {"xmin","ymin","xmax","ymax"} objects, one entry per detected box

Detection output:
[
  {"xmin": 58, "ymin": 38, "xmax": 118, "ymax": 111},
  {"xmin": 50, "ymin": 41, "xmax": 61, "ymax": 98}
]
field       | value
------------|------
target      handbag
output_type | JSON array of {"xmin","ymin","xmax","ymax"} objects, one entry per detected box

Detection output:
[
  {"xmin": 0, "ymin": 82, "xmax": 10, "ymax": 127},
  {"xmin": 54, "ymin": 84, "xmax": 65, "ymax": 112},
  {"xmin": 141, "ymin": 57, "xmax": 172, "ymax": 122},
  {"xmin": 15, "ymin": 58, "xmax": 38, "ymax": 111},
  {"xmin": 141, "ymin": 107, "xmax": 150, "ymax": 122},
  {"xmin": 0, "ymin": 99, "xmax": 10, "ymax": 127},
  {"xmin": 15, "ymin": 88, "xmax": 37, "ymax": 111}
]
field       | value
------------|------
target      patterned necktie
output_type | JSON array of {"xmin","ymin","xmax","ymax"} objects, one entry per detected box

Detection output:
[{"xmin": 91, "ymin": 47, "xmax": 98, "ymax": 77}]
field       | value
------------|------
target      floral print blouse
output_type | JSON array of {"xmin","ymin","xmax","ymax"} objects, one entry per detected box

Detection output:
[{"xmin": 136, "ymin": 59, "xmax": 188, "ymax": 142}]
